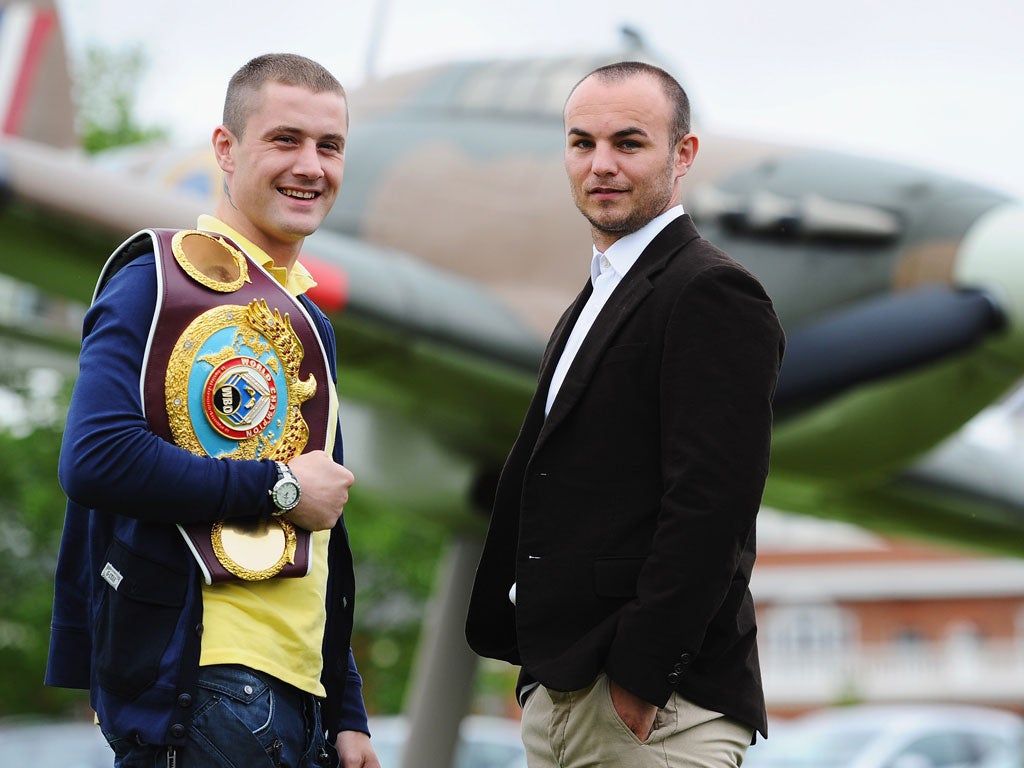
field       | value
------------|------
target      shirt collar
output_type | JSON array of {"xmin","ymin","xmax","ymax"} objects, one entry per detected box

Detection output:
[
  {"xmin": 196, "ymin": 214, "xmax": 318, "ymax": 297},
  {"xmin": 591, "ymin": 205, "xmax": 685, "ymax": 285}
]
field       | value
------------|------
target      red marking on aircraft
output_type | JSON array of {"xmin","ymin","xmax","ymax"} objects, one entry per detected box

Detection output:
[
  {"xmin": 0, "ymin": 5, "xmax": 55, "ymax": 136},
  {"xmin": 301, "ymin": 254, "xmax": 349, "ymax": 313}
]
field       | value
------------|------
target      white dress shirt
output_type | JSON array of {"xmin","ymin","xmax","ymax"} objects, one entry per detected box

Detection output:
[
  {"xmin": 544, "ymin": 205, "xmax": 685, "ymax": 416},
  {"xmin": 509, "ymin": 206, "xmax": 686, "ymax": 611}
]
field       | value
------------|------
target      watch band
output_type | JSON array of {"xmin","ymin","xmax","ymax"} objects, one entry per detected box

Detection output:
[{"xmin": 270, "ymin": 461, "xmax": 301, "ymax": 515}]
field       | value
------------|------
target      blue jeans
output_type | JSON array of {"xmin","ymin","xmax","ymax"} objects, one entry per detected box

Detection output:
[{"xmin": 102, "ymin": 665, "xmax": 338, "ymax": 767}]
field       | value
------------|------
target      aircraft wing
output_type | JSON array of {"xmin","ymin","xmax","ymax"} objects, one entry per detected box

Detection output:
[
  {"xmin": 762, "ymin": 394, "xmax": 1024, "ymax": 556},
  {"xmin": 300, "ymin": 225, "xmax": 542, "ymax": 464},
  {"xmin": 891, "ymin": 396, "xmax": 1024, "ymax": 548},
  {"xmin": 6, "ymin": 133, "xmax": 1024, "ymax": 556},
  {"xmin": 0, "ymin": 134, "xmax": 542, "ymax": 479},
  {"xmin": 5, "ymin": 21, "xmax": 1024, "ymax": 556},
  {"xmin": 10, "ymin": 7, "xmax": 1023, "ymax": 758}
]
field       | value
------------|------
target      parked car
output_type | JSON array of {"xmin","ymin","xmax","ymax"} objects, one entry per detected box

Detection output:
[
  {"xmin": 0, "ymin": 714, "xmax": 526, "ymax": 768},
  {"xmin": 0, "ymin": 718, "xmax": 110, "ymax": 768},
  {"xmin": 743, "ymin": 704, "xmax": 1024, "ymax": 768},
  {"xmin": 369, "ymin": 715, "xmax": 526, "ymax": 768}
]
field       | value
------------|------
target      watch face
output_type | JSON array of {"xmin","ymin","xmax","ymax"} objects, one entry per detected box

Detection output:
[{"xmin": 275, "ymin": 482, "xmax": 300, "ymax": 509}]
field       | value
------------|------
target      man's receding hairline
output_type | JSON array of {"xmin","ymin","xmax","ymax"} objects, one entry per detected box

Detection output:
[
  {"xmin": 567, "ymin": 69, "xmax": 665, "ymax": 106},
  {"xmin": 564, "ymin": 61, "xmax": 691, "ymax": 141}
]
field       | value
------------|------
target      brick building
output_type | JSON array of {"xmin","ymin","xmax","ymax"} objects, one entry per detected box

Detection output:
[{"xmin": 753, "ymin": 508, "xmax": 1024, "ymax": 719}]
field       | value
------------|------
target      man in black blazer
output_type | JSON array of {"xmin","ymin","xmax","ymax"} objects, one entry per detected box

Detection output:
[{"xmin": 466, "ymin": 61, "xmax": 784, "ymax": 767}]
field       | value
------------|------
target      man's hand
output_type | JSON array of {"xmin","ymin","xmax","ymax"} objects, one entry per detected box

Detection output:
[
  {"xmin": 282, "ymin": 450, "xmax": 354, "ymax": 531},
  {"xmin": 336, "ymin": 730, "xmax": 380, "ymax": 768},
  {"xmin": 609, "ymin": 679, "xmax": 658, "ymax": 742}
]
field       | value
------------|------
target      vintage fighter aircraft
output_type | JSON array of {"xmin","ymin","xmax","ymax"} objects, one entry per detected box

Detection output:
[{"xmin": 3, "ymin": 1, "xmax": 1024, "ymax": 765}]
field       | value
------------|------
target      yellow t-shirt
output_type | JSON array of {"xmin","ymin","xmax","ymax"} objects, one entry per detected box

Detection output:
[{"xmin": 194, "ymin": 215, "xmax": 334, "ymax": 696}]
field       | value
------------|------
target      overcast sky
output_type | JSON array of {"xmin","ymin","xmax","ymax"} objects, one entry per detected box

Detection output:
[{"xmin": 57, "ymin": 0, "xmax": 1023, "ymax": 198}]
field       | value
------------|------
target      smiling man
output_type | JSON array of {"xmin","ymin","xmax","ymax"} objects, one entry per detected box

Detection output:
[
  {"xmin": 213, "ymin": 74, "xmax": 346, "ymax": 262},
  {"xmin": 47, "ymin": 54, "xmax": 380, "ymax": 768},
  {"xmin": 467, "ymin": 61, "xmax": 785, "ymax": 768}
]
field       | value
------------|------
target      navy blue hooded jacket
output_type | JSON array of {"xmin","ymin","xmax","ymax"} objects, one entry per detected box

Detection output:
[{"xmin": 45, "ymin": 251, "xmax": 368, "ymax": 746}]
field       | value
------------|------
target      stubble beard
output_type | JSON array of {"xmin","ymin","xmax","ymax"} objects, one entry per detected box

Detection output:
[
  {"xmin": 575, "ymin": 158, "xmax": 677, "ymax": 241},
  {"xmin": 579, "ymin": 186, "xmax": 674, "ymax": 241},
  {"xmin": 584, "ymin": 204, "xmax": 656, "ymax": 238}
]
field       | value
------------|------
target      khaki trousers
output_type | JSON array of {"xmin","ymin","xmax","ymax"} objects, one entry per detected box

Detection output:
[{"xmin": 521, "ymin": 674, "xmax": 753, "ymax": 768}]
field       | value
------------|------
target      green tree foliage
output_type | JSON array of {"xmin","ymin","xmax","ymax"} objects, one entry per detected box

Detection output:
[
  {"xmin": 345, "ymin": 490, "xmax": 447, "ymax": 713},
  {"xmin": 76, "ymin": 44, "xmax": 167, "ymax": 154},
  {"xmin": 346, "ymin": 500, "xmax": 520, "ymax": 716},
  {"xmin": 0, "ymin": 372, "xmax": 87, "ymax": 716},
  {"xmin": 0, "ymin": 365, "xmax": 506, "ymax": 718},
  {"xmin": 0, "ymin": 366, "xmax": 450, "ymax": 717}
]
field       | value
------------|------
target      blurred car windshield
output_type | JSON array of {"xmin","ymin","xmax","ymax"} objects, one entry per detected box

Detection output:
[
  {"xmin": 746, "ymin": 726, "xmax": 875, "ymax": 767},
  {"xmin": 368, "ymin": 715, "xmax": 526, "ymax": 768},
  {"xmin": 743, "ymin": 706, "xmax": 1023, "ymax": 768},
  {"xmin": 0, "ymin": 720, "xmax": 110, "ymax": 768}
]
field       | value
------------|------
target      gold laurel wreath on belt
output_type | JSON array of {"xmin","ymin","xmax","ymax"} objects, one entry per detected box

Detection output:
[
  {"xmin": 165, "ymin": 231, "xmax": 317, "ymax": 581},
  {"xmin": 171, "ymin": 229, "xmax": 249, "ymax": 293}
]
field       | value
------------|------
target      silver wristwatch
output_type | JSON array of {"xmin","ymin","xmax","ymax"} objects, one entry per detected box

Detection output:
[{"xmin": 269, "ymin": 461, "xmax": 301, "ymax": 516}]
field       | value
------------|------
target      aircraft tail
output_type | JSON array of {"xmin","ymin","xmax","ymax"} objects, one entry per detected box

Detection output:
[{"xmin": 0, "ymin": 0, "xmax": 75, "ymax": 147}]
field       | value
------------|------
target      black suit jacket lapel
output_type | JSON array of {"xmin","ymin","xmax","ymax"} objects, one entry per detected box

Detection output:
[
  {"xmin": 537, "ymin": 215, "xmax": 701, "ymax": 446},
  {"xmin": 537, "ymin": 281, "xmax": 592, "ymax": 394},
  {"xmin": 508, "ymin": 280, "xmax": 593, "ymax": 457}
]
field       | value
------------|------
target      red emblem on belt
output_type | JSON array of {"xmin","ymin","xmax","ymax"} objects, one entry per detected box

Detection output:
[{"xmin": 202, "ymin": 356, "xmax": 279, "ymax": 440}]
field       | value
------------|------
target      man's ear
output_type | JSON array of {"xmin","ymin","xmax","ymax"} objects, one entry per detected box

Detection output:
[
  {"xmin": 212, "ymin": 125, "xmax": 236, "ymax": 173},
  {"xmin": 675, "ymin": 133, "xmax": 699, "ymax": 179}
]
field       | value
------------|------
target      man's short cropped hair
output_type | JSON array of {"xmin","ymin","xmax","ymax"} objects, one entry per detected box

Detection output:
[
  {"xmin": 223, "ymin": 53, "xmax": 347, "ymax": 136},
  {"xmin": 569, "ymin": 61, "xmax": 691, "ymax": 144}
]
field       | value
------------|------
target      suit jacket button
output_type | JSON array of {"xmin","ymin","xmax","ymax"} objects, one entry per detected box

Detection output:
[
  {"xmin": 667, "ymin": 672, "xmax": 680, "ymax": 685},
  {"xmin": 679, "ymin": 652, "xmax": 692, "ymax": 665},
  {"xmin": 672, "ymin": 663, "xmax": 685, "ymax": 673}
]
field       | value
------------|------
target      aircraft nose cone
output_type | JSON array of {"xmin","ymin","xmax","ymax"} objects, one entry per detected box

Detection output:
[{"xmin": 955, "ymin": 202, "xmax": 1024, "ymax": 355}]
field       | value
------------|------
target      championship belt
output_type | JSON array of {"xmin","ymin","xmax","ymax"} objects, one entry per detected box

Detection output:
[{"xmin": 99, "ymin": 228, "xmax": 332, "ymax": 584}]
